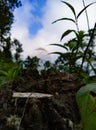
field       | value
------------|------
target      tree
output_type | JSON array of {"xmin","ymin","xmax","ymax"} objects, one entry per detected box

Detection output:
[
  {"xmin": 0, "ymin": 0, "xmax": 22, "ymax": 60},
  {"xmin": 0, "ymin": 0, "xmax": 22, "ymax": 86},
  {"xmin": 13, "ymin": 39, "xmax": 23, "ymax": 62},
  {"xmin": 43, "ymin": 60, "xmax": 52, "ymax": 70},
  {"xmin": 0, "ymin": 0, "xmax": 21, "ymax": 38},
  {"xmin": 24, "ymin": 56, "xmax": 40, "ymax": 70}
]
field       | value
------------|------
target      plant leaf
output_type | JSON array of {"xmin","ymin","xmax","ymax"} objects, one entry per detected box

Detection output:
[
  {"xmin": 77, "ymin": 2, "xmax": 96, "ymax": 19},
  {"xmin": 0, "ymin": 70, "xmax": 8, "ymax": 76},
  {"xmin": 68, "ymin": 41, "xmax": 77, "ymax": 50},
  {"xmin": 76, "ymin": 83, "xmax": 96, "ymax": 130},
  {"xmin": 61, "ymin": 1, "xmax": 76, "ymax": 18},
  {"xmin": 52, "ymin": 18, "xmax": 76, "ymax": 24},
  {"xmin": 50, "ymin": 43, "xmax": 68, "ymax": 51},
  {"xmin": 50, "ymin": 52, "xmax": 65, "ymax": 56},
  {"xmin": 60, "ymin": 29, "xmax": 76, "ymax": 41},
  {"xmin": 76, "ymin": 83, "xmax": 96, "ymax": 97}
]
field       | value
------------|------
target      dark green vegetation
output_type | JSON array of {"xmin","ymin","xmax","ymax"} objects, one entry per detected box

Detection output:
[
  {"xmin": 0, "ymin": 0, "xmax": 96, "ymax": 130},
  {"xmin": 0, "ymin": 0, "xmax": 22, "ymax": 61}
]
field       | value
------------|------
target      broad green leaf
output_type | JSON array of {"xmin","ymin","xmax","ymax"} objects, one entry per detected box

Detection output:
[
  {"xmin": 77, "ymin": 2, "xmax": 96, "ymax": 19},
  {"xmin": 52, "ymin": 18, "xmax": 76, "ymax": 24},
  {"xmin": 61, "ymin": 1, "xmax": 76, "ymax": 18},
  {"xmin": 76, "ymin": 83, "xmax": 96, "ymax": 130},
  {"xmin": 76, "ymin": 83, "xmax": 96, "ymax": 97},
  {"xmin": 77, "ymin": 92, "xmax": 96, "ymax": 130}
]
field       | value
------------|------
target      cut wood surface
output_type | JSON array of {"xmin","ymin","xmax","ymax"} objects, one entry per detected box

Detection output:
[{"xmin": 13, "ymin": 92, "xmax": 53, "ymax": 98}]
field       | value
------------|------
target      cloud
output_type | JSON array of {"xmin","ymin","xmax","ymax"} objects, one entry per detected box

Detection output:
[{"xmin": 11, "ymin": 0, "xmax": 96, "ymax": 61}]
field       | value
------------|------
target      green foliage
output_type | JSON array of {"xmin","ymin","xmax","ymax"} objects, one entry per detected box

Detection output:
[
  {"xmin": 24, "ymin": 56, "xmax": 40, "ymax": 70},
  {"xmin": 0, "ymin": 0, "xmax": 22, "ymax": 61},
  {"xmin": 0, "ymin": 60, "xmax": 22, "ymax": 87},
  {"xmin": 43, "ymin": 60, "xmax": 52, "ymax": 70},
  {"xmin": 12, "ymin": 39, "xmax": 23, "ymax": 62},
  {"xmin": 52, "ymin": 1, "xmax": 96, "ymax": 76},
  {"xmin": 0, "ymin": 0, "xmax": 21, "ymax": 37},
  {"xmin": 76, "ymin": 83, "xmax": 96, "ymax": 130}
]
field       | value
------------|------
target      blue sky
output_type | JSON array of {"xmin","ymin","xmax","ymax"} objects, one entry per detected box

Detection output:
[
  {"xmin": 28, "ymin": 0, "xmax": 47, "ymax": 35},
  {"xmin": 11, "ymin": 0, "xmax": 96, "ymax": 61}
]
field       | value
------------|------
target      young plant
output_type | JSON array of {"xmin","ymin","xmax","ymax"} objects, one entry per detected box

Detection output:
[
  {"xmin": 51, "ymin": 1, "xmax": 96, "ymax": 76},
  {"xmin": 0, "ymin": 61, "xmax": 22, "ymax": 87}
]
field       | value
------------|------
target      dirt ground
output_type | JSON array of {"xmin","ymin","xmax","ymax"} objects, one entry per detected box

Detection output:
[{"xmin": 0, "ymin": 68, "xmax": 83, "ymax": 130}]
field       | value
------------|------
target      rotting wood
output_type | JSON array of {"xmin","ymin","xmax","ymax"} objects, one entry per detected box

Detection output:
[{"xmin": 12, "ymin": 92, "xmax": 53, "ymax": 98}]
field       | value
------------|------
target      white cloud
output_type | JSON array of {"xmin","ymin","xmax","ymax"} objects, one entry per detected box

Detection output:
[{"xmin": 11, "ymin": 0, "xmax": 96, "ymax": 61}]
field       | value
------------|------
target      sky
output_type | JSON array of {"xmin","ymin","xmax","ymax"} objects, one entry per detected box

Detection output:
[{"xmin": 11, "ymin": 0, "xmax": 96, "ymax": 61}]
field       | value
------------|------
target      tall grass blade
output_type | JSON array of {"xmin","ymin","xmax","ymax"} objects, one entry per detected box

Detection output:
[
  {"xmin": 61, "ymin": 1, "xmax": 76, "ymax": 18},
  {"xmin": 52, "ymin": 18, "xmax": 76, "ymax": 24},
  {"xmin": 77, "ymin": 2, "xmax": 96, "ymax": 19}
]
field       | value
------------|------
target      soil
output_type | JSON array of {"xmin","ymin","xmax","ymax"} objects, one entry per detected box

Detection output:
[{"xmin": 0, "ymin": 68, "xmax": 84, "ymax": 130}]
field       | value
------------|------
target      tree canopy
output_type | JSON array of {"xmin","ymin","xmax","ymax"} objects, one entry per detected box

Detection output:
[
  {"xmin": 0, "ymin": 0, "xmax": 22, "ymax": 61},
  {"xmin": 0, "ymin": 0, "xmax": 21, "ymax": 37}
]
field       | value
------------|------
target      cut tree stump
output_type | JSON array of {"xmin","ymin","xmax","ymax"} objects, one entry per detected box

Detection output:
[{"xmin": 12, "ymin": 92, "xmax": 53, "ymax": 98}]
